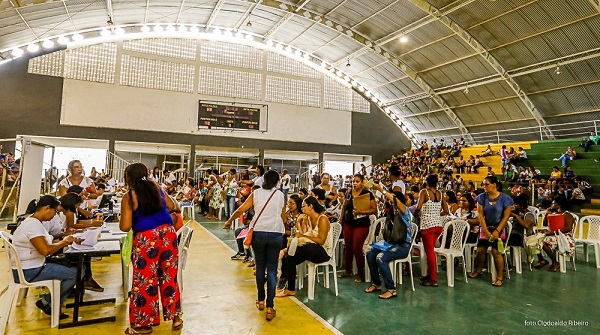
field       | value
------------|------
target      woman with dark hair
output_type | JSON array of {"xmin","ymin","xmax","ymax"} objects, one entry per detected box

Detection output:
[
  {"xmin": 316, "ymin": 172, "xmax": 338, "ymax": 207},
  {"xmin": 298, "ymin": 188, "xmax": 309, "ymax": 200},
  {"xmin": 12, "ymin": 195, "xmax": 80, "ymax": 319},
  {"xmin": 445, "ymin": 190, "xmax": 459, "ymax": 214},
  {"xmin": 276, "ymin": 194, "xmax": 304, "ymax": 289},
  {"xmin": 207, "ymin": 169, "xmax": 224, "ymax": 221},
  {"xmin": 469, "ymin": 176, "xmax": 514, "ymax": 286},
  {"xmin": 366, "ymin": 185, "xmax": 413, "ymax": 299},
  {"xmin": 120, "ymin": 163, "xmax": 182, "ymax": 334},
  {"xmin": 149, "ymin": 166, "xmax": 161, "ymax": 182},
  {"xmin": 59, "ymin": 192, "xmax": 105, "ymax": 292},
  {"xmin": 416, "ymin": 174, "xmax": 449, "ymax": 287},
  {"xmin": 224, "ymin": 169, "xmax": 238, "ymax": 219},
  {"xmin": 339, "ymin": 174, "xmax": 377, "ymax": 283},
  {"xmin": 508, "ymin": 194, "xmax": 535, "ymax": 248},
  {"xmin": 224, "ymin": 170, "xmax": 285, "ymax": 321},
  {"xmin": 58, "ymin": 160, "xmax": 98, "ymax": 199},
  {"xmin": 535, "ymin": 198, "xmax": 576, "ymax": 272},
  {"xmin": 276, "ymin": 196, "xmax": 332, "ymax": 298},
  {"xmin": 454, "ymin": 193, "xmax": 479, "ymax": 244}
]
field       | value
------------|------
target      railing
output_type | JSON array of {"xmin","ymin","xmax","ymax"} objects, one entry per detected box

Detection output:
[
  {"xmin": 417, "ymin": 119, "xmax": 600, "ymax": 146},
  {"xmin": 106, "ymin": 151, "xmax": 131, "ymax": 184},
  {"xmin": 297, "ymin": 162, "xmax": 324, "ymax": 191}
]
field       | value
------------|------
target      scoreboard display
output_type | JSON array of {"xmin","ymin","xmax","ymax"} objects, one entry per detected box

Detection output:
[{"xmin": 198, "ymin": 101, "xmax": 262, "ymax": 130}]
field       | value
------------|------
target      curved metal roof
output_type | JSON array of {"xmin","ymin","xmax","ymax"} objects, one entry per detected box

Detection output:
[{"xmin": 1, "ymin": 0, "xmax": 599, "ymax": 144}]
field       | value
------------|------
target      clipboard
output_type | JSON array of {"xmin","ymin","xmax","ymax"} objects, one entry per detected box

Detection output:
[{"xmin": 353, "ymin": 193, "xmax": 371, "ymax": 212}]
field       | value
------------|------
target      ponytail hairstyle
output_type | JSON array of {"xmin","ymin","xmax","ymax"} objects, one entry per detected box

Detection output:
[
  {"xmin": 59, "ymin": 192, "xmax": 83, "ymax": 212},
  {"xmin": 124, "ymin": 162, "xmax": 163, "ymax": 216},
  {"xmin": 303, "ymin": 196, "xmax": 325, "ymax": 214},
  {"xmin": 35, "ymin": 195, "xmax": 60, "ymax": 212}
]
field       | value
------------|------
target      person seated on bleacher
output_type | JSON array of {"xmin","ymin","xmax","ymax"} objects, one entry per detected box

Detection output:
[
  {"xmin": 514, "ymin": 147, "xmax": 528, "ymax": 167},
  {"xmin": 574, "ymin": 177, "xmax": 593, "ymax": 196},
  {"xmin": 537, "ymin": 184, "xmax": 553, "ymax": 209},
  {"xmin": 482, "ymin": 145, "xmax": 493, "ymax": 157},
  {"xmin": 504, "ymin": 163, "xmax": 518, "ymax": 183},
  {"xmin": 548, "ymin": 166, "xmax": 562, "ymax": 187},
  {"xmin": 528, "ymin": 166, "xmax": 542, "ymax": 190},
  {"xmin": 563, "ymin": 166, "xmax": 576, "ymax": 184},
  {"xmin": 553, "ymin": 146, "xmax": 577, "ymax": 168},
  {"xmin": 12, "ymin": 195, "xmax": 80, "ymax": 320},
  {"xmin": 419, "ymin": 139, "xmax": 429, "ymax": 151},
  {"xmin": 534, "ymin": 198, "xmax": 575, "ymax": 272},
  {"xmin": 510, "ymin": 184, "xmax": 523, "ymax": 196},
  {"xmin": 276, "ymin": 196, "xmax": 332, "ymax": 298},
  {"xmin": 580, "ymin": 131, "xmax": 600, "ymax": 152},
  {"xmin": 569, "ymin": 183, "xmax": 586, "ymax": 207}
]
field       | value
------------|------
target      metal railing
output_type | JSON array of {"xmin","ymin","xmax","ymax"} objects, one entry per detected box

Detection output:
[
  {"xmin": 106, "ymin": 151, "xmax": 131, "ymax": 184},
  {"xmin": 417, "ymin": 119, "xmax": 599, "ymax": 146},
  {"xmin": 297, "ymin": 162, "xmax": 324, "ymax": 191}
]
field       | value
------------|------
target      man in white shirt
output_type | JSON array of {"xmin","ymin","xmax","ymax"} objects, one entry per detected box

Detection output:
[
  {"xmin": 163, "ymin": 170, "xmax": 177, "ymax": 185},
  {"xmin": 280, "ymin": 169, "xmax": 291, "ymax": 201}
]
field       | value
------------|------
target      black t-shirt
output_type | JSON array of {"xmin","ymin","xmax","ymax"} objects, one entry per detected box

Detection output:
[{"xmin": 343, "ymin": 189, "xmax": 375, "ymax": 227}]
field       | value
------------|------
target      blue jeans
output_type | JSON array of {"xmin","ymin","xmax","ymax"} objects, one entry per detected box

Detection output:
[
  {"xmin": 281, "ymin": 188, "xmax": 289, "ymax": 202},
  {"xmin": 366, "ymin": 243, "xmax": 410, "ymax": 290},
  {"xmin": 225, "ymin": 195, "xmax": 237, "ymax": 220},
  {"xmin": 251, "ymin": 231, "xmax": 283, "ymax": 308},
  {"xmin": 557, "ymin": 154, "xmax": 571, "ymax": 167},
  {"xmin": 13, "ymin": 263, "xmax": 78, "ymax": 305}
]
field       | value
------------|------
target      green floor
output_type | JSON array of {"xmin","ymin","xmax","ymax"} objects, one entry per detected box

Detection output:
[{"xmin": 200, "ymin": 217, "xmax": 598, "ymax": 335}]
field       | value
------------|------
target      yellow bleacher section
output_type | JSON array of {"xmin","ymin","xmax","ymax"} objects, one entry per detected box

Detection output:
[{"xmin": 449, "ymin": 141, "xmax": 538, "ymax": 184}]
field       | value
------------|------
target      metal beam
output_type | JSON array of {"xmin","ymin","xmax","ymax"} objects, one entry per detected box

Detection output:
[
  {"xmin": 106, "ymin": 0, "xmax": 114, "ymax": 23},
  {"xmin": 406, "ymin": 0, "xmax": 555, "ymax": 140},
  {"xmin": 205, "ymin": 0, "xmax": 225, "ymax": 31},
  {"xmin": 9, "ymin": 1, "xmax": 39, "ymax": 41},
  {"xmin": 263, "ymin": 0, "xmax": 311, "ymax": 39},
  {"xmin": 175, "ymin": 0, "xmax": 187, "ymax": 24},
  {"xmin": 589, "ymin": 0, "xmax": 600, "ymax": 11},
  {"xmin": 258, "ymin": 0, "xmax": 473, "ymax": 145},
  {"xmin": 233, "ymin": 0, "xmax": 262, "ymax": 30},
  {"xmin": 143, "ymin": 0, "xmax": 150, "ymax": 24}
]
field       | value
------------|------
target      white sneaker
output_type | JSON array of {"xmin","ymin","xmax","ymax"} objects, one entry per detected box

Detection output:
[{"xmin": 552, "ymin": 158, "xmax": 559, "ymax": 161}]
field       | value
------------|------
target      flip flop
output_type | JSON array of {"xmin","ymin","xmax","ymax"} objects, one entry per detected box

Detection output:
[
  {"xmin": 548, "ymin": 264, "xmax": 560, "ymax": 272},
  {"xmin": 364, "ymin": 284, "xmax": 382, "ymax": 293},
  {"xmin": 172, "ymin": 316, "xmax": 183, "ymax": 330},
  {"xmin": 378, "ymin": 291, "xmax": 397, "ymax": 299},
  {"xmin": 125, "ymin": 327, "xmax": 153, "ymax": 334},
  {"xmin": 534, "ymin": 260, "xmax": 549, "ymax": 269},
  {"xmin": 491, "ymin": 278, "xmax": 503, "ymax": 287},
  {"xmin": 468, "ymin": 271, "xmax": 483, "ymax": 279}
]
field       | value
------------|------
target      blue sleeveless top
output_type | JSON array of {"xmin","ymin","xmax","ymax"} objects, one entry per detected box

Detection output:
[{"xmin": 132, "ymin": 190, "xmax": 173, "ymax": 233}]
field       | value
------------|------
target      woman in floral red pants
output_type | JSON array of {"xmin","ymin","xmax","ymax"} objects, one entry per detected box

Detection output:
[{"xmin": 121, "ymin": 163, "xmax": 183, "ymax": 334}]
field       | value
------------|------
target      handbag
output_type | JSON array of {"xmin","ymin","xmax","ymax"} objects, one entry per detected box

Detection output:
[
  {"xmin": 243, "ymin": 190, "xmax": 278, "ymax": 247},
  {"xmin": 383, "ymin": 195, "xmax": 408, "ymax": 245},
  {"xmin": 121, "ymin": 230, "xmax": 134, "ymax": 267}
]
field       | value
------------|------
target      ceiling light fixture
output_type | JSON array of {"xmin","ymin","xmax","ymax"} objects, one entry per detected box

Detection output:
[
  {"xmin": 246, "ymin": 19, "xmax": 252, "ymax": 27},
  {"xmin": 178, "ymin": 25, "xmax": 188, "ymax": 33},
  {"xmin": 42, "ymin": 39, "xmax": 54, "ymax": 48},
  {"xmin": 26, "ymin": 43, "xmax": 39, "ymax": 52},
  {"xmin": 166, "ymin": 24, "xmax": 175, "ymax": 32},
  {"xmin": 72, "ymin": 33, "xmax": 84, "ymax": 41},
  {"xmin": 346, "ymin": 58, "xmax": 351, "ymax": 67},
  {"xmin": 100, "ymin": 28, "xmax": 112, "ymax": 37},
  {"xmin": 399, "ymin": 36, "xmax": 409, "ymax": 43},
  {"xmin": 114, "ymin": 27, "xmax": 125, "ymax": 35},
  {"xmin": 555, "ymin": 65, "xmax": 561, "ymax": 75},
  {"xmin": 57, "ymin": 36, "xmax": 69, "ymax": 45},
  {"xmin": 11, "ymin": 47, "xmax": 23, "ymax": 57},
  {"xmin": 153, "ymin": 25, "xmax": 164, "ymax": 32},
  {"xmin": 190, "ymin": 25, "xmax": 199, "ymax": 33},
  {"xmin": 464, "ymin": 84, "xmax": 469, "ymax": 94},
  {"xmin": 140, "ymin": 25, "xmax": 150, "ymax": 33}
]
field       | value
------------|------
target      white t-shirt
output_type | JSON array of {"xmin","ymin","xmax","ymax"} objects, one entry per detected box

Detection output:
[
  {"xmin": 165, "ymin": 174, "xmax": 177, "ymax": 185},
  {"xmin": 42, "ymin": 214, "xmax": 64, "ymax": 236},
  {"xmin": 12, "ymin": 217, "xmax": 53, "ymax": 269},
  {"xmin": 391, "ymin": 179, "xmax": 406, "ymax": 194},
  {"xmin": 252, "ymin": 188, "xmax": 285, "ymax": 234},
  {"xmin": 281, "ymin": 175, "xmax": 291, "ymax": 190},
  {"xmin": 253, "ymin": 175, "xmax": 264, "ymax": 188},
  {"xmin": 59, "ymin": 176, "xmax": 93, "ymax": 190}
]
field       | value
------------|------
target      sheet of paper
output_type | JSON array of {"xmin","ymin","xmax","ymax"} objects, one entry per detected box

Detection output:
[{"xmin": 80, "ymin": 227, "xmax": 102, "ymax": 247}]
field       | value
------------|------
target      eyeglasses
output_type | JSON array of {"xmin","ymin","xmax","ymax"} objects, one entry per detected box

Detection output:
[{"xmin": 482, "ymin": 183, "xmax": 491, "ymax": 186}]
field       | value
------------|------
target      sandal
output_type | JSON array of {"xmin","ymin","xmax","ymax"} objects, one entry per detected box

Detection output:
[
  {"xmin": 378, "ymin": 290, "xmax": 397, "ymax": 299},
  {"xmin": 125, "ymin": 327, "xmax": 153, "ymax": 334},
  {"xmin": 491, "ymin": 278, "xmax": 503, "ymax": 287},
  {"xmin": 534, "ymin": 259, "xmax": 549, "ymax": 269},
  {"xmin": 338, "ymin": 272, "xmax": 353, "ymax": 278},
  {"xmin": 364, "ymin": 284, "xmax": 382, "ymax": 293},
  {"xmin": 172, "ymin": 314, "xmax": 183, "ymax": 330},
  {"xmin": 256, "ymin": 300, "xmax": 265, "ymax": 310},
  {"xmin": 275, "ymin": 289, "xmax": 295, "ymax": 297},
  {"xmin": 548, "ymin": 263, "xmax": 560, "ymax": 272},
  {"xmin": 266, "ymin": 308, "xmax": 276, "ymax": 321},
  {"xmin": 468, "ymin": 271, "xmax": 483, "ymax": 279},
  {"xmin": 354, "ymin": 276, "xmax": 365, "ymax": 283},
  {"xmin": 420, "ymin": 279, "xmax": 438, "ymax": 287}
]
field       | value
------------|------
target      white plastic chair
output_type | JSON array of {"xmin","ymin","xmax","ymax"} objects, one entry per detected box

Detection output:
[
  {"xmin": 364, "ymin": 218, "xmax": 385, "ymax": 282},
  {"xmin": 388, "ymin": 223, "xmax": 420, "ymax": 291},
  {"xmin": 305, "ymin": 222, "xmax": 342, "ymax": 300},
  {"xmin": 558, "ymin": 213, "xmax": 578, "ymax": 273},
  {"xmin": 434, "ymin": 220, "xmax": 470, "ymax": 287},
  {"xmin": 528, "ymin": 206, "xmax": 539, "ymax": 218},
  {"xmin": 574, "ymin": 215, "xmax": 600, "ymax": 268},
  {"xmin": 180, "ymin": 204, "xmax": 195, "ymax": 221},
  {"xmin": 176, "ymin": 224, "xmax": 194, "ymax": 292},
  {"xmin": 0, "ymin": 232, "xmax": 61, "ymax": 332}
]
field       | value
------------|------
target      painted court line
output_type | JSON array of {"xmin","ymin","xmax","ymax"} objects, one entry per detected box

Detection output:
[{"xmin": 195, "ymin": 222, "xmax": 344, "ymax": 335}]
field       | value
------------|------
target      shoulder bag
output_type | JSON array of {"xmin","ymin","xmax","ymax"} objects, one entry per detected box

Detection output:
[
  {"xmin": 244, "ymin": 190, "xmax": 278, "ymax": 247},
  {"xmin": 383, "ymin": 195, "xmax": 408, "ymax": 245}
]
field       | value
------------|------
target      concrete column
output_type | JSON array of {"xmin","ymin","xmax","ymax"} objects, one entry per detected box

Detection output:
[
  {"xmin": 108, "ymin": 139, "xmax": 115, "ymax": 154},
  {"xmin": 318, "ymin": 152, "xmax": 324, "ymax": 174},
  {"xmin": 258, "ymin": 149, "xmax": 265, "ymax": 166},
  {"xmin": 188, "ymin": 145, "xmax": 196, "ymax": 177}
]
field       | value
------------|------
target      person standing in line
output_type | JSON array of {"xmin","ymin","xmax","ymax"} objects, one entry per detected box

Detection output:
[
  {"xmin": 468, "ymin": 176, "xmax": 513, "ymax": 287},
  {"xmin": 224, "ymin": 170, "xmax": 286, "ymax": 321},
  {"xmin": 280, "ymin": 169, "xmax": 291, "ymax": 202},
  {"xmin": 120, "ymin": 163, "xmax": 182, "ymax": 334},
  {"xmin": 416, "ymin": 174, "xmax": 449, "ymax": 287}
]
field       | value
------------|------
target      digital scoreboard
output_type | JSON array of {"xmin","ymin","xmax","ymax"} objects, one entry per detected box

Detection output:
[{"xmin": 198, "ymin": 101, "xmax": 262, "ymax": 130}]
